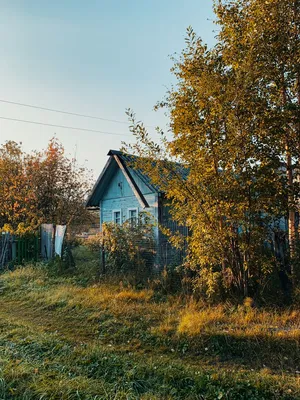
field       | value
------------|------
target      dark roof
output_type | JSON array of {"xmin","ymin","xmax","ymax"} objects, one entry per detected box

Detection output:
[
  {"xmin": 86, "ymin": 149, "xmax": 189, "ymax": 208},
  {"xmin": 107, "ymin": 150, "xmax": 158, "ymax": 192},
  {"xmin": 108, "ymin": 149, "xmax": 189, "ymax": 184}
]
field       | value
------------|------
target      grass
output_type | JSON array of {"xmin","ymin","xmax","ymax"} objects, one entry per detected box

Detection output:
[{"xmin": 0, "ymin": 264, "xmax": 299, "ymax": 399}]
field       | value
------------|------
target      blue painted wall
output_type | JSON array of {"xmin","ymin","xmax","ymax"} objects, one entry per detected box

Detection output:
[
  {"xmin": 100, "ymin": 167, "xmax": 158, "ymax": 227},
  {"xmin": 98, "ymin": 161, "xmax": 164, "ymax": 268}
]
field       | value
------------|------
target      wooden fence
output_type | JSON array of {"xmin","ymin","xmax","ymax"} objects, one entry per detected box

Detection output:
[{"xmin": 0, "ymin": 233, "xmax": 40, "ymax": 269}]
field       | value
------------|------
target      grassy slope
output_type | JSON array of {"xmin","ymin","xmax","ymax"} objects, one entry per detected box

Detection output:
[{"xmin": 0, "ymin": 265, "xmax": 299, "ymax": 400}]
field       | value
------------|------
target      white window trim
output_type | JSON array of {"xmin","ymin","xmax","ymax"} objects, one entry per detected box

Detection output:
[
  {"xmin": 112, "ymin": 209, "xmax": 122, "ymax": 225},
  {"xmin": 127, "ymin": 208, "xmax": 138, "ymax": 221}
]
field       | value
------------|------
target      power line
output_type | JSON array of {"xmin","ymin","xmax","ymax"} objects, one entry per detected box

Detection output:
[
  {"xmin": 0, "ymin": 99, "xmax": 129, "ymax": 124},
  {"xmin": 0, "ymin": 98, "xmax": 156, "ymax": 128},
  {"xmin": 0, "ymin": 116, "xmax": 133, "ymax": 137}
]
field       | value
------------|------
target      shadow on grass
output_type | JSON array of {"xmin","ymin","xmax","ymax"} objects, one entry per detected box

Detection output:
[
  {"xmin": 182, "ymin": 332, "xmax": 300, "ymax": 371},
  {"xmin": 94, "ymin": 314, "xmax": 300, "ymax": 373},
  {"xmin": 1, "ymin": 321, "xmax": 298, "ymax": 400}
]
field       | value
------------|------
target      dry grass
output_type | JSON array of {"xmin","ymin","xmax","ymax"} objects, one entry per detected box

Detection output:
[
  {"xmin": 178, "ymin": 305, "xmax": 228, "ymax": 335},
  {"xmin": 177, "ymin": 303, "xmax": 300, "ymax": 340},
  {"xmin": 2, "ymin": 266, "xmax": 153, "ymax": 309},
  {"xmin": 115, "ymin": 289, "xmax": 153, "ymax": 301},
  {"xmin": 0, "ymin": 265, "xmax": 45, "ymax": 287},
  {"xmin": 0, "ymin": 265, "xmax": 300, "ymax": 399},
  {"xmin": 3, "ymin": 266, "xmax": 300, "ymax": 341}
]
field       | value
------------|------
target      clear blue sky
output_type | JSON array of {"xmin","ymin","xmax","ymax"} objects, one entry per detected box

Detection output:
[{"xmin": 0, "ymin": 0, "xmax": 216, "ymax": 176}]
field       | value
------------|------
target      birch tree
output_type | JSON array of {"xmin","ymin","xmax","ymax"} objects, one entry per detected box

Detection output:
[
  {"xmin": 126, "ymin": 0, "xmax": 300, "ymax": 298},
  {"xmin": 215, "ymin": 0, "xmax": 300, "ymax": 276}
]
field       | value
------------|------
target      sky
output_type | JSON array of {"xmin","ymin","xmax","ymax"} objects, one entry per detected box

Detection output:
[{"xmin": 0, "ymin": 0, "xmax": 216, "ymax": 177}]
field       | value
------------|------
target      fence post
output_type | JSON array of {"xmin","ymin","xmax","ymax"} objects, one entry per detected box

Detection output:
[
  {"xmin": 101, "ymin": 244, "xmax": 106, "ymax": 276},
  {"xmin": 24, "ymin": 239, "xmax": 28, "ymax": 262},
  {"xmin": 11, "ymin": 236, "xmax": 17, "ymax": 261},
  {"xmin": 20, "ymin": 239, "xmax": 24, "ymax": 264},
  {"xmin": 35, "ymin": 235, "xmax": 39, "ymax": 262},
  {"xmin": 0, "ymin": 233, "xmax": 11, "ymax": 268}
]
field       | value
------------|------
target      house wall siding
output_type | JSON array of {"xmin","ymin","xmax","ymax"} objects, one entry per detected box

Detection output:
[
  {"xmin": 102, "ymin": 168, "xmax": 153, "ymax": 201},
  {"xmin": 97, "ymin": 162, "xmax": 163, "ymax": 268},
  {"xmin": 99, "ymin": 168, "xmax": 158, "ymax": 226}
]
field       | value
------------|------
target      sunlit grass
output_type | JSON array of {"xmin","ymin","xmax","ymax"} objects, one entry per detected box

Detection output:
[
  {"xmin": 0, "ymin": 264, "xmax": 300, "ymax": 399},
  {"xmin": 115, "ymin": 289, "xmax": 153, "ymax": 301},
  {"xmin": 0, "ymin": 265, "xmax": 46, "ymax": 288},
  {"xmin": 178, "ymin": 304, "xmax": 300, "ymax": 340},
  {"xmin": 178, "ymin": 305, "xmax": 228, "ymax": 334}
]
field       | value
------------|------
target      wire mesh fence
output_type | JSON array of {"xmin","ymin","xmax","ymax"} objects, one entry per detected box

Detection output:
[
  {"xmin": 158, "ymin": 221, "xmax": 189, "ymax": 268},
  {"xmin": 96, "ymin": 221, "xmax": 189, "ymax": 278}
]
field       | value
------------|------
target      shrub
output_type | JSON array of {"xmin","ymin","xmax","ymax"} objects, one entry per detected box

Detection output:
[
  {"xmin": 192, "ymin": 267, "xmax": 224, "ymax": 303},
  {"xmin": 149, "ymin": 264, "xmax": 190, "ymax": 295},
  {"xmin": 86, "ymin": 213, "xmax": 156, "ymax": 284}
]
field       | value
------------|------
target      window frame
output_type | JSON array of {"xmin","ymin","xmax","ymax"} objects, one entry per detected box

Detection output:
[
  {"xmin": 112, "ymin": 209, "xmax": 122, "ymax": 225},
  {"xmin": 127, "ymin": 207, "xmax": 138, "ymax": 225}
]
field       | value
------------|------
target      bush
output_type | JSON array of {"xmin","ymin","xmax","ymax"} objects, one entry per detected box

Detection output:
[{"xmin": 86, "ymin": 213, "xmax": 156, "ymax": 284}]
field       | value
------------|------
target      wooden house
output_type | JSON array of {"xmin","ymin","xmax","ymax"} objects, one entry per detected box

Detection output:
[{"xmin": 86, "ymin": 150, "xmax": 188, "ymax": 267}]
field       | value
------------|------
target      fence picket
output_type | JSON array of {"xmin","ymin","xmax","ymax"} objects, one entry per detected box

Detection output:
[{"xmin": 0, "ymin": 233, "xmax": 41, "ymax": 268}]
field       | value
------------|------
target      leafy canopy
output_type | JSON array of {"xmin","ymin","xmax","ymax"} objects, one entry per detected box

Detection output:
[
  {"xmin": 0, "ymin": 138, "xmax": 93, "ymax": 235},
  {"xmin": 125, "ymin": 0, "xmax": 300, "ymax": 298}
]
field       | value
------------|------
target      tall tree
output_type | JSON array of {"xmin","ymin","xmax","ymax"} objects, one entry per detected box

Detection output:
[
  {"xmin": 215, "ymin": 0, "xmax": 300, "ymax": 275},
  {"xmin": 0, "ymin": 138, "xmax": 92, "ymax": 234},
  {"xmin": 126, "ymin": 0, "xmax": 299, "ymax": 297},
  {"xmin": 27, "ymin": 138, "xmax": 93, "ymax": 227}
]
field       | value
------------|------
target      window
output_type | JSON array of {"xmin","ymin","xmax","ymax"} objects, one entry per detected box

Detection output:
[
  {"xmin": 128, "ymin": 208, "xmax": 138, "ymax": 225},
  {"xmin": 112, "ymin": 210, "xmax": 121, "ymax": 225}
]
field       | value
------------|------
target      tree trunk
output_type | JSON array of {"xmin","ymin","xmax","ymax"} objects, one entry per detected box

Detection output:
[
  {"xmin": 286, "ymin": 147, "xmax": 296, "ymax": 275},
  {"xmin": 282, "ymin": 79, "xmax": 296, "ymax": 275}
]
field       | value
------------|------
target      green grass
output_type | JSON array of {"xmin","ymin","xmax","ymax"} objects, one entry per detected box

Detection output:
[{"xmin": 0, "ymin": 264, "xmax": 299, "ymax": 399}]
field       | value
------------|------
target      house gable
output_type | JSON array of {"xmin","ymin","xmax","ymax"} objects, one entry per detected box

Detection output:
[
  {"xmin": 86, "ymin": 152, "xmax": 157, "ymax": 208},
  {"xmin": 86, "ymin": 150, "xmax": 160, "ymax": 228},
  {"xmin": 100, "ymin": 165, "xmax": 159, "ymax": 226},
  {"xmin": 102, "ymin": 167, "xmax": 154, "ymax": 201}
]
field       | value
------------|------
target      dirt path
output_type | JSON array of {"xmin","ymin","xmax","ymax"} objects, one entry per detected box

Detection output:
[{"xmin": 0, "ymin": 298, "xmax": 98, "ymax": 343}]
